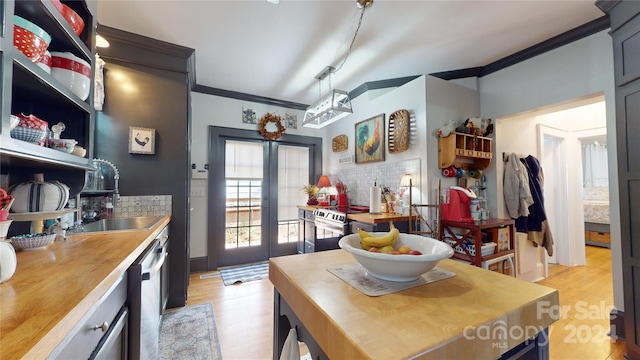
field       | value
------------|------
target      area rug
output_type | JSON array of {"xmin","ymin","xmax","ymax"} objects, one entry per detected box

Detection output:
[
  {"xmin": 218, "ymin": 261, "xmax": 269, "ymax": 286},
  {"xmin": 159, "ymin": 302, "xmax": 222, "ymax": 360}
]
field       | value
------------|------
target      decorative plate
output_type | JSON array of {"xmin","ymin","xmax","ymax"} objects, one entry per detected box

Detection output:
[
  {"xmin": 332, "ymin": 134, "xmax": 348, "ymax": 152},
  {"xmin": 388, "ymin": 109, "xmax": 410, "ymax": 153}
]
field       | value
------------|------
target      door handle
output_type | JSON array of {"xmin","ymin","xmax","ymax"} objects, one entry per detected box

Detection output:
[{"xmin": 142, "ymin": 246, "xmax": 167, "ymax": 281}]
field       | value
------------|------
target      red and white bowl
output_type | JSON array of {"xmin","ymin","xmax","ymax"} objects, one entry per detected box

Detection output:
[
  {"xmin": 9, "ymin": 113, "xmax": 48, "ymax": 146},
  {"xmin": 60, "ymin": 4, "xmax": 85, "ymax": 36},
  {"xmin": 35, "ymin": 50, "xmax": 52, "ymax": 74},
  {"xmin": 50, "ymin": 51, "xmax": 91, "ymax": 101},
  {"xmin": 13, "ymin": 16, "xmax": 51, "ymax": 62}
]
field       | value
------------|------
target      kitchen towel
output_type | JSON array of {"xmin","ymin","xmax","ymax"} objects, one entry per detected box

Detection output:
[
  {"xmin": 370, "ymin": 186, "xmax": 381, "ymax": 214},
  {"xmin": 327, "ymin": 263, "xmax": 455, "ymax": 296}
]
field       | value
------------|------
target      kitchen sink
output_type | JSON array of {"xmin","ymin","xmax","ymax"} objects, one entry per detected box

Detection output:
[{"xmin": 81, "ymin": 216, "xmax": 164, "ymax": 233}]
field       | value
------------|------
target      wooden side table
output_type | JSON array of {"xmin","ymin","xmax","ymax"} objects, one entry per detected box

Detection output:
[{"xmin": 440, "ymin": 218, "xmax": 516, "ymax": 273}]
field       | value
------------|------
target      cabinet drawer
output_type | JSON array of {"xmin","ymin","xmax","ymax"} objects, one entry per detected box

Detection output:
[
  {"xmin": 587, "ymin": 230, "xmax": 611, "ymax": 244},
  {"xmin": 52, "ymin": 274, "xmax": 127, "ymax": 359}
]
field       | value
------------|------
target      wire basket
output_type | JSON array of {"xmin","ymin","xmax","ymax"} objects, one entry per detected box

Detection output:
[
  {"xmin": 388, "ymin": 109, "xmax": 409, "ymax": 153},
  {"xmin": 444, "ymin": 237, "xmax": 496, "ymax": 257},
  {"xmin": 10, "ymin": 233, "xmax": 55, "ymax": 251},
  {"xmin": 10, "ymin": 126, "xmax": 47, "ymax": 145}
]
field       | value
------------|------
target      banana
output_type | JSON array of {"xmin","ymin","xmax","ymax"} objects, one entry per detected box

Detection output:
[
  {"xmin": 357, "ymin": 228, "xmax": 375, "ymax": 239},
  {"xmin": 360, "ymin": 228, "xmax": 400, "ymax": 250}
]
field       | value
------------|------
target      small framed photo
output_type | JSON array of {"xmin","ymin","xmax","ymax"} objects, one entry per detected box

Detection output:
[
  {"xmin": 355, "ymin": 114, "xmax": 385, "ymax": 163},
  {"xmin": 129, "ymin": 126, "xmax": 155, "ymax": 155}
]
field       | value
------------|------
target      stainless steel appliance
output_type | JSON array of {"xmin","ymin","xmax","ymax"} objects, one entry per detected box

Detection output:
[
  {"xmin": 128, "ymin": 226, "xmax": 168, "ymax": 360},
  {"xmin": 159, "ymin": 225, "xmax": 170, "ymax": 314},
  {"xmin": 310, "ymin": 209, "xmax": 349, "ymax": 252}
]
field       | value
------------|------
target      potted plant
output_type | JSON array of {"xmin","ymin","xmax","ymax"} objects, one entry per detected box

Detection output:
[{"xmin": 302, "ymin": 184, "xmax": 319, "ymax": 205}]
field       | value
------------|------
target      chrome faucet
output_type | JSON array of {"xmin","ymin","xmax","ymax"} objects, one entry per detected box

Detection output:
[{"xmin": 90, "ymin": 159, "xmax": 121, "ymax": 206}]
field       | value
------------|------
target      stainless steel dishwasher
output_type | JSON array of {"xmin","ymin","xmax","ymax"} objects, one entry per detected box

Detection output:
[{"xmin": 128, "ymin": 226, "xmax": 168, "ymax": 360}]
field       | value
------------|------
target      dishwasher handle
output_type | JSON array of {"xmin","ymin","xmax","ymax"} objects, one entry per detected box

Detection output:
[{"xmin": 142, "ymin": 246, "xmax": 167, "ymax": 281}]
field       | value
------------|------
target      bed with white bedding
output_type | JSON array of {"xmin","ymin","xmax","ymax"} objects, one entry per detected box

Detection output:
[{"xmin": 583, "ymin": 186, "xmax": 610, "ymax": 247}]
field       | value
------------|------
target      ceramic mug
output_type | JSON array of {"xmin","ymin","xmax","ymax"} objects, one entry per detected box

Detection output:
[
  {"xmin": 455, "ymin": 167, "xmax": 464, "ymax": 178},
  {"xmin": 442, "ymin": 166, "xmax": 457, "ymax": 177}
]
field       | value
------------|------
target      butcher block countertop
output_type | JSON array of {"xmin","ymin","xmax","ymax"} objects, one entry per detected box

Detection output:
[
  {"xmin": 270, "ymin": 250, "xmax": 559, "ymax": 359},
  {"xmin": 0, "ymin": 215, "xmax": 171, "ymax": 360}
]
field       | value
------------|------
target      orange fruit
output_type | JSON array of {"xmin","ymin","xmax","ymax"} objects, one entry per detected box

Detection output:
[{"xmin": 397, "ymin": 245, "xmax": 412, "ymax": 254}]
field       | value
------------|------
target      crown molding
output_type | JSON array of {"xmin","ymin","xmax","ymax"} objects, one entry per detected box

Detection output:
[
  {"xmin": 192, "ymin": 85, "xmax": 308, "ymax": 111},
  {"xmin": 431, "ymin": 15, "xmax": 610, "ymax": 81}
]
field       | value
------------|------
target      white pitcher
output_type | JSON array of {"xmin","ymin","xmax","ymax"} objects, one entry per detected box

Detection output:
[
  {"xmin": 0, "ymin": 220, "xmax": 17, "ymax": 283},
  {"xmin": 0, "ymin": 241, "xmax": 17, "ymax": 283}
]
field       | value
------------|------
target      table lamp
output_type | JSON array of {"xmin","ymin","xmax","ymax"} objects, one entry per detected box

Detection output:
[
  {"xmin": 317, "ymin": 175, "xmax": 331, "ymax": 205},
  {"xmin": 318, "ymin": 175, "xmax": 331, "ymax": 205}
]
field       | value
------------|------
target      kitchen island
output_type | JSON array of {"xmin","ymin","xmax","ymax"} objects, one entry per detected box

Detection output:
[
  {"xmin": 270, "ymin": 250, "xmax": 559, "ymax": 359},
  {"xmin": 0, "ymin": 215, "xmax": 170, "ymax": 359}
]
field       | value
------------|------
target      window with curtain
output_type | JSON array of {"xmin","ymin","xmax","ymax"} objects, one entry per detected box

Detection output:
[
  {"xmin": 582, "ymin": 143, "xmax": 608, "ymax": 188},
  {"xmin": 278, "ymin": 145, "xmax": 309, "ymax": 244},
  {"xmin": 225, "ymin": 140, "xmax": 263, "ymax": 249}
]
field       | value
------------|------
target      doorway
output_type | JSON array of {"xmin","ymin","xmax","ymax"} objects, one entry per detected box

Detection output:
[
  {"xmin": 207, "ymin": 126, "xmax": 322, "ymax": 269},
  {"xmin": 495, "ymin": 95, "xmax": 606, "ymax": 280}
]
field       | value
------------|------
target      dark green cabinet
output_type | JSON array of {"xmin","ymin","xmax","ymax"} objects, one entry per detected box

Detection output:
[{"xmin": 597, "ymin": 1, "xmax": 640, "ymax": 358}]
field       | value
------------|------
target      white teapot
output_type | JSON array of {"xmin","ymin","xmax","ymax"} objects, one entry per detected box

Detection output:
[{"xmin": 0, "ymin": 240, "xmax": 17, "ymax": 283}]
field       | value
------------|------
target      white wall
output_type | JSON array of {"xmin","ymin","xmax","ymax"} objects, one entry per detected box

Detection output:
[
  {"xmin": 478, "ymin": 30, "xmax": 622, "ymax": 310},
  {"xmin": 425, "ymin": 76, "xmax": 480, "ymax": 202},
  {"xmin": 322, "ymin": 75, "xmax": 479, "ymax": 207},
  {"xmin": 190, "ymin": 92, "xmax": 309, "ymax": 257}
]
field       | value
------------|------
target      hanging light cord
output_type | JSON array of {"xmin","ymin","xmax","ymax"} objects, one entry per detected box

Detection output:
[{"xmin": 332, "ymin": 5, "xmax": 368, "ymax": 75}]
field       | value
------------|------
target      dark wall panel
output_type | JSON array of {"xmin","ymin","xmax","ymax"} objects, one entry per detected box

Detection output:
[{"xmin": 95, "ymin": 25, "xmax": 194, "ymax": 309}]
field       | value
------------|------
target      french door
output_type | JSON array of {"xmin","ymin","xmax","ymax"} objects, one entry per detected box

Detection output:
[{"xmin": 208, "ymin": 126, "xmax": 322, "ymax": 269}]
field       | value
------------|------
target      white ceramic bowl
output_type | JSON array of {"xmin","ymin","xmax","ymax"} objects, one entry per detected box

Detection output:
[
  {"xmin": 339, "ymin": 233, "xmax": 454, "ymax": 282},
  {"xmin": 47, "ymin": 138, "xmax": 77, "ymax": 153},
  {"xmin": 50, "ymin": 51, "xmax": 91, "ymax": 100}
]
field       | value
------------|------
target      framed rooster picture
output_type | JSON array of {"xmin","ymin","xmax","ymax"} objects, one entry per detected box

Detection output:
[
  {"xmin": 128, "ymin": 126, "xmax": 156, "ymax": 154},
  {"xmin": 355, "ymin": 114, "xmax": 385, "ymax": 163}
]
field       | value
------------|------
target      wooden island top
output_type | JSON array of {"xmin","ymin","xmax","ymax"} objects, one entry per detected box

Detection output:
[
  {"xmin": 270, "ymin": 250, "xmax": 559, "ymax": 359},
  {"xmin": 0, "ymin": 215, "xmax": 170, "ymax": 359}
]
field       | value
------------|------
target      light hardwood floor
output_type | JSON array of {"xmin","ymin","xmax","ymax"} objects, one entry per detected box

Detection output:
[{"xmin": 187, "ymin": 246, "xmax": 626, "ymax": 360}]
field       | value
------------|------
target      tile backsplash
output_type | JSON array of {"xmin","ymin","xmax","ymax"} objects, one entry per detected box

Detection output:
[
  {"xmin": 114, "ymin": 195, "xmax": 172, "ymax": 218},
  {"xmin": 329, "ymin": 158, "xmax": 421, "ymax": 206}
]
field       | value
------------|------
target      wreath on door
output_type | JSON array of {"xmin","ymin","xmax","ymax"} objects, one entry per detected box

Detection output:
[{"xmin": 258, "ymin": 113, "xmax": 286, "ymax": 141}]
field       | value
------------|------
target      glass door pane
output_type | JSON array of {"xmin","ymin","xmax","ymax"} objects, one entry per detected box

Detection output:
[
  {"xmin": 277, "ymin": 145, "xmax": 309, "ymax": 245},
  {"xmin": 224, "ymin": 140, "xmax": 265, "ymax": 253}
]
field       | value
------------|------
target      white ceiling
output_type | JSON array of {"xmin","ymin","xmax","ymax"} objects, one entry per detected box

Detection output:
[{"xmin": 96, "ymin": 0, "xmax": 605, "ymax": 106}]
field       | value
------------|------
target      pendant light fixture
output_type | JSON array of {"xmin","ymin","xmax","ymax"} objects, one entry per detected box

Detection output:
[{"xmin": 302, "ymin": 0, "xmax": 374, "ymax": 129}]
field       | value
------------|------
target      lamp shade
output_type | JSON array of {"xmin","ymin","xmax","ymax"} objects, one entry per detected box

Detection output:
[
  {"xmin": 400, "ymin": 174, "xmax": 412, "ymax": 187},
  {"xmin": 317, "ymin": 175, "xmax": 331, "ymax": 188}
]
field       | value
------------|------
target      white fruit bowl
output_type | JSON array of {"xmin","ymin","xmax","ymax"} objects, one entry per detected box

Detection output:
[{"xmin": 339, "ymin": 233, "xmax": 454, "ymax": 282}]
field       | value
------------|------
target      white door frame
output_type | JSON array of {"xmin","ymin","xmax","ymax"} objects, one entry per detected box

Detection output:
[{"xmin": 537, "ymin": 124, "xmax": 586, "ymax": 267}]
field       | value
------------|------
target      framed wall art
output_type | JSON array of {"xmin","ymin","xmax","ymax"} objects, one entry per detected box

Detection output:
[
  {"xmin": 355, "ymin": 113, "xmax": 385, "ymax": 163},
  {"xmin": 129, "ymin": 126, "xmax": 156, "ymax": 155}
]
